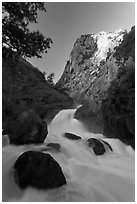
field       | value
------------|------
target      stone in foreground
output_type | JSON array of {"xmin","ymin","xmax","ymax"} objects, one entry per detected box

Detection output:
[{"xmin": 13, "ymin": 151, "xmax": 66, "ymax": 190}]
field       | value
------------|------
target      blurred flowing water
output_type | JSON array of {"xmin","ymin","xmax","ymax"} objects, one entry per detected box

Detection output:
[{"xmin": 2, "ymin": 109, "xmax": 135, "ymax": 202}]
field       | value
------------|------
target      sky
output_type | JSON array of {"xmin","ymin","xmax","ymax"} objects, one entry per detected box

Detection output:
[{"xmin": 27, "ymin": 2, "xmax": 135, "ymax": 82}]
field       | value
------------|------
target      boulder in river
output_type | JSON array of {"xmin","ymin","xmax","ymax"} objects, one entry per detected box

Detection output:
[
  {"xmin": 64, "ymin": 133, "xmax": 81, "ymax": 140},
  {"xmin": 13, "ymin": 151, "xmax": 67, "ymax": 190},
  {"xmin": 100, "ymin": 139, "xmax": 113, "ymax": 152},
  {"xmin": 47, "ymin": 143, "xmax": 61, "ymax": 152},
  {"xmin": 87, "ymin": 138, "xmax": 106, "ymax": 155}
]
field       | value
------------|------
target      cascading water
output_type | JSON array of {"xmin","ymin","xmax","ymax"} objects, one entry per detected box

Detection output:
[{"xmin": 2, "ymin": 108, "xmax": 135, "ymax": 202}]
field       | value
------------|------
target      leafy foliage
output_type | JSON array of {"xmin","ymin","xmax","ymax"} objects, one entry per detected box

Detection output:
[
  {"xmin": 2, "ymin": 2, "xmax": 53, "ymax": 58},
  {"xmin": 103, "ymin": 65, "xmax": 135, "ymax": 116},
  {"xmin": 101, "ymin": 26, "xmax": 135, "ymax": 147},
  {"xmin": 102, "ymin": 64, "xmax": 135, "ymax": 147},
  {"xmin": 47, "ymin": 73, "xmax": 55, "ymax": 85},
  {"xmin": 72, "ymin": 34, "xmax": 98, "ymax": 65},
  {"xmin": 114, "ymin": 26, "xmax": 135, "ymax": 61}
]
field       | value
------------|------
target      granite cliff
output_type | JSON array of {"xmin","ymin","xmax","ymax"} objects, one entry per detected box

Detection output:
[
  {"xmin": 56, "ymin": 27, "xmax": 135, "ymax": 147},
  {"xmin": 57, "ymin": 29, "xmax": 126, "ymax": 105}
]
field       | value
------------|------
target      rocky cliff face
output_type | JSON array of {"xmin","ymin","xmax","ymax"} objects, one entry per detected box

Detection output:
[
  {"xmin": 57, "ymin": 29, "xmax": 126, "ymax": 105},
  {"xmin": 57, "ymin": 27, "xmax": 135, "ymax": 148}
]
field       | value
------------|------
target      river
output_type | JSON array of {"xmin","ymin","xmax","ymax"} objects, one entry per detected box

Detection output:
[{"xmin": 2, "ymin": 108, "xmax": 135, "ymax": 202}]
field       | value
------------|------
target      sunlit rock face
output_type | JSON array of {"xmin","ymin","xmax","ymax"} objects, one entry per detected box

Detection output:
[{"xmin": 56, "ymin": 29, "xmax": 126, "ymax": 105}]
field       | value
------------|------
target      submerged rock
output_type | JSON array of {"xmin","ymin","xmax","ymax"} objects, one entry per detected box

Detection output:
[
  {"xmin": 9, "ymin": 109, "xmax": 48, "ymax": 145},
  {"xmin": 100, "ymin": 139, "xmax": 113, "ymax": 151},
  {"xmin": 47, "ymin": 143, "xmax": 61, "ymax": 152},
  {"xmin": 13, "ymin": 151, "xmax": 66, "ymax": 190},
  {"xmin": 87, "ymin": 138, "xmax": 105, "ymax": 155},
  {"xmin": 64, "ymin": 133, "xmax": 81, "ymax": 140}
]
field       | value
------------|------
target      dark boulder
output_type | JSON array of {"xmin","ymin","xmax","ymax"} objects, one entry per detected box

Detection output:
[
  {"xmin": 9, "ymin": 109, "xmax": 48, "ymax": 145},
  {"xmin": 87, "ymin": 138, "xmax": 105, "ymax": 156},
  {"xmin": 64, "ymin": 133, "xmax": 81, "ymax": 140},
  {"xmin": 13, "ymin": 151, "xmax": 66, "ymax": 190}
]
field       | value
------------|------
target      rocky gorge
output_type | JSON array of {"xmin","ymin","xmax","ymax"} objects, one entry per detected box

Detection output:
[
  {"xmin": 56, "ymin": 26, "xmax": 135, "ymax": 148},
  {"xmin": 2, "ymin": 26, "xmax": 135, "ymax": 202},
  {"xmin": 2, "ymin": 2, "xmax": 135, "ymax": 201},
  {"xmin": 2, "ymin": 26, "xmax": 135, "ymax": 148}
]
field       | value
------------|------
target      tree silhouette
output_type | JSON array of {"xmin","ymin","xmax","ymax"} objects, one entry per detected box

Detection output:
[{"xmin": 2, "ymin": 2, "xmax": 53, "ymax": 58}]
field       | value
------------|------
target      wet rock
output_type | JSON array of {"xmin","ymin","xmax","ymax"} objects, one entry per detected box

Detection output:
[
  {"xmin": 9, "ymin": 109, "xmax": 48, "ymax": 145},
  {"xmin": 100, "ymin": 139, "xmax": 113, "ymax": 151},
  {"xmin": 31, "ymin": 143, "xmax": 61, "ymax": 153},
  {"xmin": 47, "ymin": 143, "xmax": 61, "ymax": 152},
  {"xmin": 64, "ymin": 133, "xmax": 81, "ymax": 140},
  {"xmin": 87, "ymin": 138, "xmax": 105, "ymax": 155},
  {"xmin": 13, "ymin": 151, "xmax": 66, "ymax": 190}
]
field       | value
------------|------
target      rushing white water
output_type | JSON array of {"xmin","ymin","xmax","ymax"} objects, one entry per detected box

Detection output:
[{"xmin": 2, "ymin": 109, "xmax": 135, "ymax": 202}]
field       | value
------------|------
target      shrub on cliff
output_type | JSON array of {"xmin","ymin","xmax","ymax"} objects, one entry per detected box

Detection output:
[
  {"xmin": 102, "ymin": 64, "xmax": 135, "ymax": 148},
  {"xmin": 114, "ymin": 26, "xmax": 135, "ymax": 61},
  {"xmin": 47, "ymin": 73, "xmax": 55, "ymax": 85},
  {"xmin": 102, "ymin": 26, "xmax": 135, "ymax": 148},
  {"xmin": 73, "ymin": 35, "xmax": 98, "ymax": 65}
]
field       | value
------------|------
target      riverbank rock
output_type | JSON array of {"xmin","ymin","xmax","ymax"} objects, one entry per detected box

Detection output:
[
  {"xmin": 2, "ymin": 52, "xmax": 74, "ymax": 138},
  {"xmin": 13, "ymin": 151, "xmax": 67, "ymax": 190},
  {"xmin": 64, "ymin": 133, "xmax": 81, "ymax": 140},
  {"xmin": 8, "ymin": 109, "xmax": 48, "ymax": 145}
]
